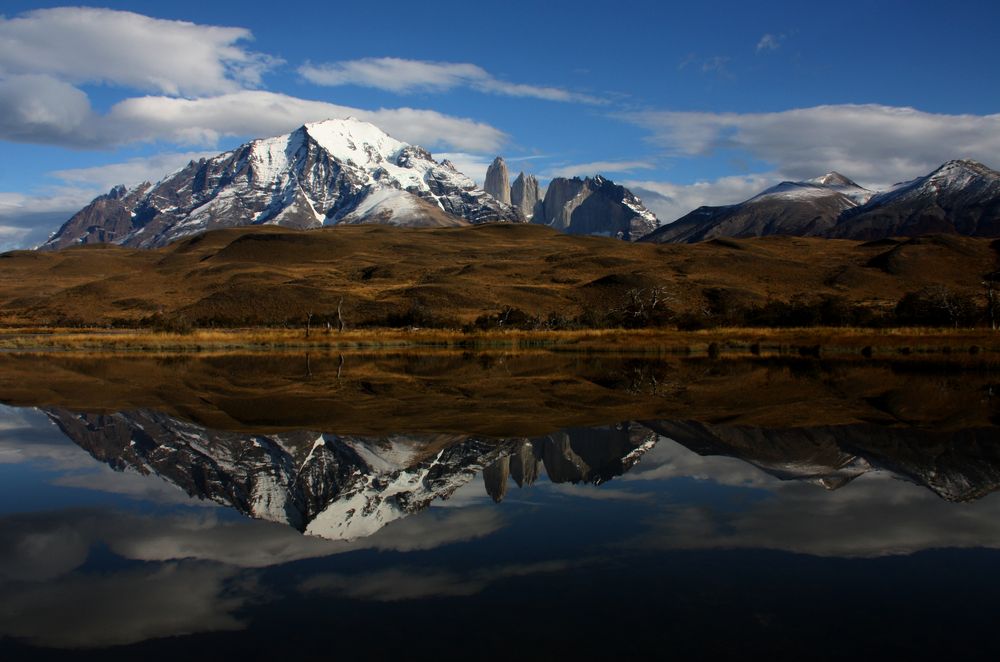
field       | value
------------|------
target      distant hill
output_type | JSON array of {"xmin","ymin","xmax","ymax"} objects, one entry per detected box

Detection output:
[
  {"xmin": 3, "ymin": 224, "xmax": 996, "ymax": 328},
  {"xmin": 643, "ymin": 160, "xmax": 1000, "ymax": 243}
]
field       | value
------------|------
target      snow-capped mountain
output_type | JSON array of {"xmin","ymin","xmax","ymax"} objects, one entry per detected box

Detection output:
[
  {"xmin": 642, "ymin": 172, "xmax": 872, "ymax": 244},
  {"xmin": 643, "ymin": 160, "xmax": 1000, "ymax": 244},
  {"xmin": 829, "ymin": 160, "xmax": 1000, "ymax": 239},
  {"xmin": 42, "ymin": 118, "xmax": 520, "ymax": 250},
  {"xmin": 532, "ymin": 175, "xmax": 660, "ymax": 240}
]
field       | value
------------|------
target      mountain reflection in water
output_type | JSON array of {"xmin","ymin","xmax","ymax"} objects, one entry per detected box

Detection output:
[
  {"xmin": 44, "ymin": 409, "xmax": 659, "ymax": 539},
  {"xmin": 1, "ymin": 353, "xmax": 999, "ymax": 658},
  {"xmin": 40, "ymin": 409, "xmax": 1000, "ymax": 541}
]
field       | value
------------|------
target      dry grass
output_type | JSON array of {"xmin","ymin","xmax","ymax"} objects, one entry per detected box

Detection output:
[
  {"xmin": 1, "ymin": 325, "xmax": 997, "ymax": 363},
  {"xmin": 1, "ymin": 224, "xmax": 997, "ymax": 329}
]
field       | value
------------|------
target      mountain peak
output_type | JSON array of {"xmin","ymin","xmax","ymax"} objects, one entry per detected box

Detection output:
[
  {"xmin": 806, "ymin": 172, "xmax": 858, "ymax": 188},
  {"xmin": 299, "ymin": 116, "xmax": 407, "ymax": 164},
  {"xmin": 485, "ymin": 155, "xmax": 511, "ymax": 205},
  {"xmin": 533, "ymin": 174, "xmax": 658, "ymax": 240},
  {"xmin": 42, "ymin": 119, "xmax": 522, "ymax": 250},
  {"xmin": 829, "ymin": 158, "xmax": 1000, "ymax": 239},
  {"xmin": 929, "ymin": 159, "xmax": 997, "ymax": 180}
]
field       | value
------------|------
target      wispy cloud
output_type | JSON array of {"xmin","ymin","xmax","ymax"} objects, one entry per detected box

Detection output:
[
  {"xmin": 299, "ymin": 559, "xmax": 583, "ymax": 602},
  {"xmin": 621, "ymin": 104, "xmax": 1000, "ymax": 186},
  {"xmin": 51, "ymin": 152, "xmax": 218, "ymax": 189},
  {"xmin": 299, "ymin": 57, "xmax": 606, "ymax": 105},
  {"xmin": 0, "ymin": 85, "xmax": 507, "ymax": 153},
  {"xmin": 701, "ymin": 56, "xmax": 731, "ymax": 74},
  {"xmin": 627, "ymin": 173, "xmax": 780, "ymax": 223},
  {"xmin": 756, "ymin": 33, "xmax": 783, "ymax": 52},
  {"xmin": 678, "ymin": 53, "xmax": 732, "ymax": 77}
]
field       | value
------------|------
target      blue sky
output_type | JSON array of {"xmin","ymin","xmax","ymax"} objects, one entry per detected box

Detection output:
[{"xmin": 1, "ymin": 0, "xmax": 999, "ymax": 248}]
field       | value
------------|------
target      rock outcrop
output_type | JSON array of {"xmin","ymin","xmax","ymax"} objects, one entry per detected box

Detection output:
[
  {"xmin": 532, "ymin": 175, "xmax": 659, "ymax": 240},
  {"xmin": 484, "ymin": 156, "xmax": 511, "ymax": 205},
  {"xmin": 510, "ymin": 172, "xmax": 541, "ymax": 218}
]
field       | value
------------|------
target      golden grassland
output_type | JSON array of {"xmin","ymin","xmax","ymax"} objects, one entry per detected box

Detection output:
[
  {"xmin": 1, "ymin": 224, "xmax": 997, "ymax": 329},
  {"xmin": 1, "ymin": 325, "xmax": 997, "ymax": 362}
]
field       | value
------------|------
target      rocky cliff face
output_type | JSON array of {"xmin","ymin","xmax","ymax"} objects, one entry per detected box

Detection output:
[
  {"xmin": 532, "ymin": 175, "xmax": 659, "ymax": 240},
  {"xmin": 510, "ymin": 172, "xmax": 541, "ymax": 218},
  {"xmin": 484, "ymin": 156, "xmax": 511, "ymax": 205},
  {"xmin": 41, "ymin": 118, "xmax": 522, "ymax": 250}
]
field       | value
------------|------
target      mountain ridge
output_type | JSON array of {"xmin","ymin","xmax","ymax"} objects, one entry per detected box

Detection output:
[
  {"xmin": 643, "ymin": 159, "xmax": 1000, "ymax": 244},
  {"xmin": 42, "ymin": 117, "xmax": 522, "ymax": 250}
]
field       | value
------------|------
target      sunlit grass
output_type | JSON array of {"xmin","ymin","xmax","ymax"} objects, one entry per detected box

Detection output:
[{"xmin": 0, "ymin": 325, "xmax": 996, "ymax": 360}]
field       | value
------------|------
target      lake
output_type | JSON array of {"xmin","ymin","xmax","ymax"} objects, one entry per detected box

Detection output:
[{"xmin": 0, "ymin": 352, "xmax": 998, "ymax": 660}]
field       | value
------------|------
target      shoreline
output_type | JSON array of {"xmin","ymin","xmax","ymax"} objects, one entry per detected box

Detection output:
[{"xmin": 1, "ymin": 326, "xmax": 998, "ymax": 359}]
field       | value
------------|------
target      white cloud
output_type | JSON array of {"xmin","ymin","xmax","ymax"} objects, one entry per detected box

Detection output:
[
  {"xmin": 0, "ymin": 10, "xmax": 508, "ymax": 157},
  {"xmin": 51, "ymin": 151, "xmax": 220, "ymax": 189},
  {"xmin": 623, "ymin": 104, "xmax": 1000, "ymax": 187},
  {"xmin": 108, "ymin": 91, "xmax": 506, "ymax": 152},
  {"xmin": 0, "ymin": 7, "xmax": 279, "ymax": 96},
  {"xmin": 0, "ymin": 74, "xmax": 94, "ymax": 145},
  {"xmin": 545, "ymin": 160, "xmax": 655, "ymax": 179},
  {"xmin": 0, "ymin": 87, "xmax": 506, "ymax": 153},
  {"xmin": 0, "ymin": 188, "xmax": 97, "ymax": 216},
  {"xmin": 756, "ymin": 33, "xmax": 782, "ymax": 52},
  {"xmin": 0, "ymin": 225, "xmax": 30, "ymax": 240},
  {"xmin": 435, "ymin": 152, "xmax": 493, "ymax": 185},
  {"xmin": 300, "ymin": 57, "xmax": 605, "ymax": 104},
  {"xmin": 627, "ymin": 172, "xmax": 778, "ymax": 222}
]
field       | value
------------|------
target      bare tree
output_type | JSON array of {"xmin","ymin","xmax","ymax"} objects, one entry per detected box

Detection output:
[
  {"xmin": 618, "ymin": 286, "xmax": 676, "ymax": 327},
  {"xmin": 336, "ymin": 298, "xmax": 346, "ymax": 333}
]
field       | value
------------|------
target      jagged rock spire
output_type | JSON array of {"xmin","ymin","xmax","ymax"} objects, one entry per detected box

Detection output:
[
  {"xmin": 484, "ymin": 156, "xmax": 511, "ymax": 205},
  {"xmin": 511, "ymin": 172, "xmax": 541, "ymax": 219}
]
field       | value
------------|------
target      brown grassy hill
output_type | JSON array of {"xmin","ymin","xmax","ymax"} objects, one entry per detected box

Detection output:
[{"xmin": 0, "ymin": 224, "xmax": 996, "ymax": 327}]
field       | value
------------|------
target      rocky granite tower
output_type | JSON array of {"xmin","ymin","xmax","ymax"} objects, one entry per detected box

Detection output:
[
  {"xmin": 510, "ymin": 172, "xmax": 541, "ymax": 219},
  {"xmin": 484, "ymin": 156, "xmax": 511, "ymax": 205},
  {"xmin": 532, "ymin": 175, "xmax": 659, "ymax": 240}
]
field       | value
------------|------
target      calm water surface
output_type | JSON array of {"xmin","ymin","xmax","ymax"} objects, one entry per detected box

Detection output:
[{"xmin": 0, "ymin": 353, "xmax": 998, "ymax": 660}]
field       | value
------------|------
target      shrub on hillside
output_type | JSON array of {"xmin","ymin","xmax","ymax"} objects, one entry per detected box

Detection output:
[{"xmin": 894, "ymin": 286, "xmax": 978, "ymax": 328}]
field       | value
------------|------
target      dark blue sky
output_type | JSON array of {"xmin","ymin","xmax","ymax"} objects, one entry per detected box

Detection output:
[{"xmin": 1, "ymin": 0, "xmax": 998, "ymax": 247}]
